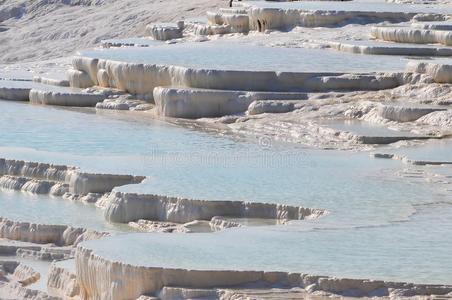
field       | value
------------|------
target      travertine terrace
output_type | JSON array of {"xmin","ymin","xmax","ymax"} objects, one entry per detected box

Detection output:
[{"xmin": 1, "ymin": 0, "xmax": 452, "ymax": 299}]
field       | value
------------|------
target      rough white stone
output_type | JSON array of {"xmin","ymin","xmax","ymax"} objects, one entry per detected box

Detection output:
[
  {"xmin": 29, "ymin": 88, "xmax": 106, "ymax": 107},
  {"xmin": 103, "ymin": 191, "xmax": 325, "ymax": 224},
  {"xmin": 74, "ymin": 244, "xmax": 452, "ymax": 300},
  {"xmin": 406, "ymin": 61, "xmax": 452, "ymax": 83},
  {"xmin": 12, "ymin": 264, "xmax": 40, "ymax": 287},
  {"xmin": 371, "ymin": 26, "xmax": 452, "ymax": 45},
  {"xmin": 145, "ymin": 23, "xmax": 183, "ymax": 41},
  {"xmin": 377, "ymin": 104, "xmax": 445, "ymax": 122},
  {"xmin": 247, "ymin": 100, "xmax": 297, "ymax": 115},
  {"xmin": 47, "ymin": 262, "xmax": 81, "ymax": 299},
  {"xmin": 0, "ymin": 217, "xmax": 108, "ymax": 246}
]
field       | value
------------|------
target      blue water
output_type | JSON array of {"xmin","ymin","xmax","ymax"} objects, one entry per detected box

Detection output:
[
  {"xmin": 0, "ymin": 100, "xmax": 451, "ymax": 283},
  {"xmin": 80, "ymin": 41, "xmax": 410, "ymax": 72},
  {"xmin": 85, "ymin": 201, "xmax": 452, "ymax": 284},
  {"xmin": 0, "ymin": 191, "xmax": 127, "ymax": 232}
]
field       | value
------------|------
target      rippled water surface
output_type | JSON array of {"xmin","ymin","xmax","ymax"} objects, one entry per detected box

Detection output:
[{"xmin": 1, "ymin": 100, "xmax": 451, "ymax": 283}]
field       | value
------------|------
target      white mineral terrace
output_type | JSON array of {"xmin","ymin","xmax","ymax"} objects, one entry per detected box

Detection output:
[{"xmin": 1, "ymin": 0, "xmax": 452, "ymax": 299}]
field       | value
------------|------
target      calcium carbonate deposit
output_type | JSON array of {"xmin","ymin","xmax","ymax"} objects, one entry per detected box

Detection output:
[{"xmin": 1, "ymin": 0, "xmax": 452, "ymax": 299}]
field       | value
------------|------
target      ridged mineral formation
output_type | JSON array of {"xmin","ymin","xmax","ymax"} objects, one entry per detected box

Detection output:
[
  {"xmin": 0, "ymin": 158, "xmax": 145, "ymax": 195},
  {"xmin": 102, "ymin": 191, "xmax": 325, "ymax": 224},
  {"xmin": 0, "ymin": 217, "xmax": 108, "ymax": 246},
  {"xmin": 73, "ymin": 244, "xmax": 452, "ymax": 300}
]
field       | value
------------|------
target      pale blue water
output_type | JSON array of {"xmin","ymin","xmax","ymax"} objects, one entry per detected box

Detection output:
[
  {"xmin": 83, "ymin": 200, "xmax": 452, "ymax": 284},
  {"xmin": 247, "ymin": 0, "xmax": 452, "ymax": 14},
  {"xmin": 79, "ymin": 42, "xmax": 410, "ymax": 72},
  {"xmin": 0, "ymin": 191, "xmax": 124, "ymax": 232},
  {"xmin": 391, "ymin": 140, "xmax": 452, "ymax": 163},
  {"xmin": 0, "ymin": 101, "xmax": 434, "ymax": 228},
  {"xmin": 0, "ymin": 100, "xmax": 451, "ymax": 283}
]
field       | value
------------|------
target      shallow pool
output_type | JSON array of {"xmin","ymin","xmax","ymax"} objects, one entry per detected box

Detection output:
[
  {"xmin": 0, "ymin": 191, "xmax": 125, "ymax": 232},
  {"xmin": 391, "ymin": 140, "xmax": 452, "ymax": 163},
  {"xmin": 83, "ymin": 200, "xmax": 452, "ymax": 284},
  {"xmin": 0, "ymin": 101, "xmax": 447, "ymax": 227},
  {"xmin": 246, "ymin": 0, "xmax": 452, "ymax": 14},
  {"xmin": 1, "ymin": 100, "xmax": 451, "ymax": 283},
  {"xmin": 80, "ymin": 41, "xmax": 411, "ymax": 72}
]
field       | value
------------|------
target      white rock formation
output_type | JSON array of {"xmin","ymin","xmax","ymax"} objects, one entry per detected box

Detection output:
[
  {"xmin": 33, "ymin": 75, "xmax": 69, "ymax": 87},
  {"xmin": 70, "ymin": 55, "xmax": 408, "ymax": 99},
  {"xmin": 29, "ymin": 88, "xmax": 106, "ymax": 107},
  {"xmin": 0, "ymin": 281, "xmax": 59, "ymax": 300},
  {"xmin": 155, "ymin": 87, "xmax": 312, "ymax": 118},
  {"xmin": 0, "ymin": 158, "xmax": 145, "ymax": 195},
  {"xmin": 0, "ymin": 0, "xmax": 223, "ymax": 63},
  {"xmin": 102, "ymin": 191, "xmax": 325, "ymax": 224},
  {"xmin": 371, "ymin": 26, "xmax": 452, "ymax": 45},
  {"xmin": 128, "ymin": 220, "xmax": 191, "ymax": 233},
  {"xmin": 150, "ymin": 73, "xmax": 406, "ymax": 118},
  {"xmin": 326, "ymin": 40, "xmax": 452, "ymax": 56},
  {"xmin": 417, "ymin": 109, "xmax": 452, "ymax": 129},
  {"xmin": 191, "ymin": 23, "xmax": 231, "ymax": 36},
  {"xmin": 67, "ymin": 69, "xmax": 95, "ymax": 89},
  {"xmin": 0, "ymin": 84, "xmax": 30, "ymax": 101},
  {"xmin": 411, "ymin": 22, "xmax": 452, "ymax": 31},
  {"xmin": 95, "ymin": 97, "xmax": 153, "ymax": 111},
  {"xmin": 0, "ymin": 175, "xmax": 67, "ymax": 195},
  {"xmin": 207, "ymin": 11, "xmax": 249, "ymax": 33},
  {"xmin": 12, "ymin": 263, "xmax": 40, "ymax": 287},
  {"xmin": 248, "ymin": 8, "xmax": 422, "ymax": 31},
  {"xmin": 16, "ymin": 247, "xmax": 72, "ymax": 261},
  {"xmin": 406, "ymin": 61, "xmax": 452, "ymax": 83},
  {"xmin": 74, "ymin": 244, "xmax": 452, "ymax": 300},
  {"xmin": 209, "ymin": 217, "xmax": 242, "ymax": 231},
  {"xmin": 154, "ymin": 87, "xmax": 253, "ymax": 118},
  {"xmin": 67, "ymin": 172, "xmax": 144, "ymax": 195},
  {"xmin": 47, "ymin": 262, "xmax": 81, "ymax": 299},
  {"xmin": 0, "ymin": 217, "xmax": 108, "ymax": 246},
  {"xmin": 377, "ymin": 104, "xmax": 445, "ymax": 122},
  {"xmin": 145, "ymin": 22, "xmax": 183, "ymax": 41},
  {"xmin": 247, "ymin": 100, "xmax": 297, "ymax": 115}
]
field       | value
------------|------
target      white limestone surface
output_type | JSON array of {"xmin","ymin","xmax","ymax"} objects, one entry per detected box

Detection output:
[
  {"xmin": 102, "ymin": 191, "xmax": 325, "ymax": 224},
  {"xmin": 207, "ymin": 11, "xmax": 250, "ymax": 33},
  {"xmin": 12, "ymin": 263, "xmax": 40, "ymax": 287},
  {"xmin": 0, "ymin": 217, "xmax": 108, "ymax": 246},
  {"xmin": 240, "ymin": 0, "xmax": 452, "ymax": 32},
  {"xmin": 47, "ymin": 260, "xmax": 80, "ymax": 300},
  {"xmin": 371, "ymin": 26, "xmax": 452, "ymax": 45},
  {"xmin": 145, "ymin": 22, "xmax": 183, "ymax": 41},
  {"xmin": 326, "ymin": 40, "xmax": 452, "ymax": 56},
  {"xmin": 154, "ymin": 87, "xmax": 253, "ymax": 118},
  {"xmin": 412, "ymin": 21, "xmax": 452, "ymax": 31},
  {"xmin": 377, "ymin": 104, "xmax": 446, "ymax": 122},
  {"xmin": 406, "ymin": 61, "xmax": 452, "ymax": 83},
  {"xmin": 0, "ymin": 80, "xmax": 51, "ymax": 101},
  {"xmin": 29, "ymin": 88, "xmax": 106, "ymax": 107},
  {"xmin": 247, "ymin": 100, "xmax": 298, "ymax": 115},
  {"xmin": 75, "ymin": 235, "xmax": 452, "ymax": 300},
  {"xmin": 0, "ymin": 0, "xmax": 224, "ymax": 63},
  {"xmin": 154, "ymin": 87, "xmax": 309, "ymax": 119},
  {"xmin": 0, "ymin": 158, "xmax": 145, "ymax": 195}
]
